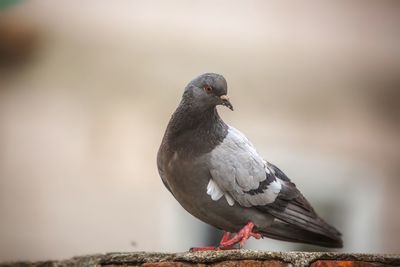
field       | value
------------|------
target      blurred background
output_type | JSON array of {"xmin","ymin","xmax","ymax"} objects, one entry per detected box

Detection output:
[{"xmin": 0, "ymin": 0, "xmax": 399, "ymax": 262}]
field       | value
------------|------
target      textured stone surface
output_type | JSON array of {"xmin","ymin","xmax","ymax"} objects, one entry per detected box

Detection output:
[
  {"xmin": 311, "ymin": 260, "xmax": 398, "ymax": 267},
  {"xmin": 104, "ymin": 260, "xmax": 287, "ymax": 267},
  {"xmin": 1, "ymin": 251, "xmax": 399, "ymax": 267},
  {"xmin": 130, "ymin": 260, "xmax": 286, "ymax": 267}
]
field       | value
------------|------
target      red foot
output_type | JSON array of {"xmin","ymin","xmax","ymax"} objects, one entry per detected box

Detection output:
[
  {"xmin": 221, "ymin": 231, "xmax": 231, "ymax": 243},
  {"xmin": 189, "ymin": 222, "xmax": 262, "ymax": 251},
  {"xmin": 219, "ymin": 222, "xmax": 262, "ymax": 249},
  {"xmin": 190, "ymin": 232, "xmax": 233, "ymax": 251},
  {"xmin": 218, "ymin": 232, "xmax": 236, "ymax": 250}
]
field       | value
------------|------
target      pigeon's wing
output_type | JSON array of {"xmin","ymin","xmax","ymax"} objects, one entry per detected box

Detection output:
[
  {"xmin": 258, "ymin": 163, "xmax": 342, "ymax": 242},
  {"xmin": 258, "ymin": 218, "xmax": 343, "ymax": 248},
  {"xmin": 207, "ymin": 126, "xmax": 291, "ymax": 207},
  {"xmin": 207, "ymin": 126, "xmax": 342, "ymax": 245}
]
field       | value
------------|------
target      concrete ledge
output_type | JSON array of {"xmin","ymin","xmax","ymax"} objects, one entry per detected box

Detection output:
[{"xmin": 1, "ymin": 251, "xmax": 399, "ymax": 267}]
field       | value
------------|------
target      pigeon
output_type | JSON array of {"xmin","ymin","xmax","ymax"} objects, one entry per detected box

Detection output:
[{"xmin": 157, "ymin": 73, "xmax": 343, "ymax": 250}]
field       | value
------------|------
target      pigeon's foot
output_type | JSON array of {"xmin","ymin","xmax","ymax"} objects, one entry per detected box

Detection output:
[
  {"xmin": 190, "ymin": 232, "xmax": 236, "ymax": 251},
  {"xmin": 219, "ymin": 221, "xmax": 262, "ymax": 249},
  {"xmin": 189, "ymin": 222, "xmax": 261, "ymax": 251}
]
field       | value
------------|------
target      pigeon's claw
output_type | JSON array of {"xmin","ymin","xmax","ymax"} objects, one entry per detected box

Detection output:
[
  {"xmin": 239, "ymin": 223, "xmax": 262, "ymax": 247},
  {"xmin": 190, "ymin": 222, "xmax": 261, "ymax": 251},
  {"xmin": 220, "ymin": 232, "xmax": 231, "ymax": 243},
  {"xmin": 189, "ymin": 232, "xmax": 233, "ymax": 251},
  {"xmin": 219, "ymin": 234, "xmax": 241, "ymax": 249},
  {"xmin": 219, "ymin": 221, "xmax": 261, "ymax": 249}
]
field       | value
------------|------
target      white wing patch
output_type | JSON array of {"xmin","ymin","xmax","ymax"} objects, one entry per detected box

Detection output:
[
  {"xmin": 224, "ymin": 192, "xmax": 235, "ymax": 206},
  {"xmin": 207, "ymin": 179, "xmax": 236, "ymax": 206},
  {"xmin": 269, "ymin": 180, "xmax": 282, "ymax": 194},
  {"xmin": 206, "ymin": 179, "xmax": 224, "ymax": 201}
]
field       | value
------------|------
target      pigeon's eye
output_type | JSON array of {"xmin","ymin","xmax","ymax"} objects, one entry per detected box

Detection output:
[{"xmin": 203, "ymin": 85, "xmax": 213, "ymax": 93}]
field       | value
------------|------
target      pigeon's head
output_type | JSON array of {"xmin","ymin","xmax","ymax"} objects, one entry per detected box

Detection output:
[{"xmin": 183, "ymin": 73, "xmax": 233, "ymax": 111}]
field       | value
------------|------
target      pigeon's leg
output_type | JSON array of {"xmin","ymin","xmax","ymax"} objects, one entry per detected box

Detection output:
[
  {"xmin": 190, "ymin": 226, "xmax": 261, "ymax": 251},
  {"xmin": 219, "ymin": 222, "xmax": 262, "ymax": 249},
  {"xmin": 220, "ymin": 232, "xmax": 231, "ymax": 243},
  {"xmin": 238, "ymin": 222, "xmax": 262, "ymax": 247},
  {"xmin": 190, "ymin": 232, "xmax": 233, "ymax": 251},
  {"xmin": 217, "ymin": 232, "xmax": 237, "ymax": 250}
]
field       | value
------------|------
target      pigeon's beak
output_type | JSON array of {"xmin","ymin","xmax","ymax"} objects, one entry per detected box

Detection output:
[{"xmin": 220, "ymin": 95, "xmax": 233, "ymax": 111}]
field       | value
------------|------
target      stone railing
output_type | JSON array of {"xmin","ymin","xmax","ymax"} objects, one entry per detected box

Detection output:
[{"xmin": 1, "ymin": 251, "xmax": 399, "ymax": 267}]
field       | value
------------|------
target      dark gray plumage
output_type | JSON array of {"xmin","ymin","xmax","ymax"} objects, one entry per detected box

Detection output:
[{"xmin": 157, "ymin": 73, "xmax": 343, "ymax": 249}]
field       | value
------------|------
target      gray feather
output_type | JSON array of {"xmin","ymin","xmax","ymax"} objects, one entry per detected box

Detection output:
[
  {"xmin": 207, "ymin": 126, "xmax": 282, "ymax": 207},
  {"xmin": 261, "ymin": 219, "xmax": 343, "ymax": 248}
]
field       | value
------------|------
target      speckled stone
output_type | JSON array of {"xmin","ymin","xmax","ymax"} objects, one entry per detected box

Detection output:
[
  {"xmin": 311, "ymin": 260, "xmax": 398, "ymax": 267},
  {"xmin": 1, "ymin": 251, "xmax": 399, "ymax": 267}
]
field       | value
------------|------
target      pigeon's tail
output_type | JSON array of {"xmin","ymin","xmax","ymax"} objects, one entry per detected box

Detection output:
[
  {"xmin": 257, "ymin": 193, "xmax": 343, "ymax": 248},
  {"xmin": 260, "ymin": 220, "xmax": 343, "ymax": 248}
]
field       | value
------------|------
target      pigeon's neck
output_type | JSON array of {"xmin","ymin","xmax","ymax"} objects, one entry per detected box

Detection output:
[{"xmin": 165, "ymin": 102, "xmax": 228, "ymax": 156}]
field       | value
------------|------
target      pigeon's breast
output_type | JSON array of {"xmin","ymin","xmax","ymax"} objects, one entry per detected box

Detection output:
[{"xmin": 165, "ymin": 151, "xmax": 210, "ymax": 197}]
